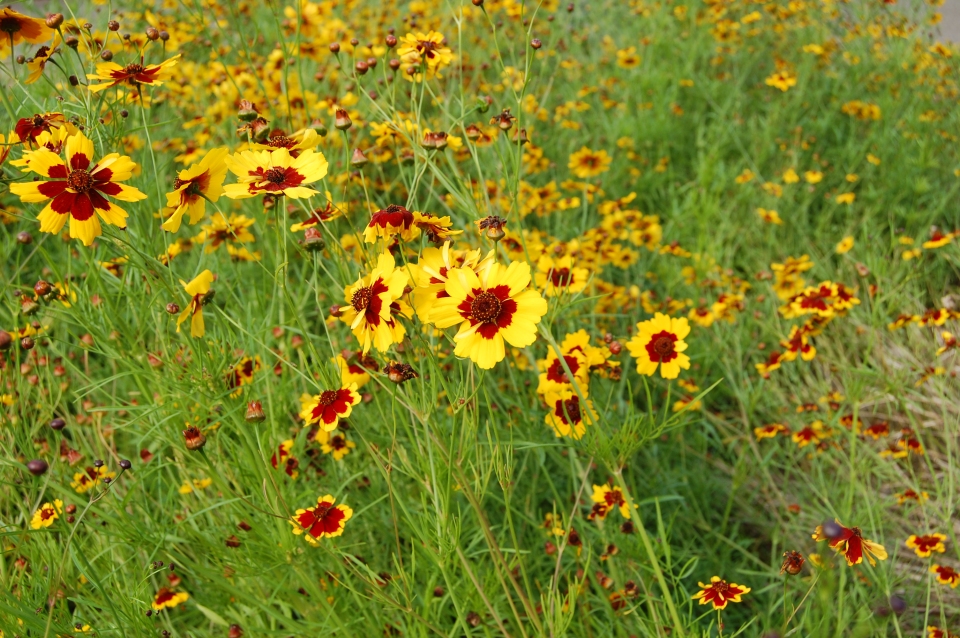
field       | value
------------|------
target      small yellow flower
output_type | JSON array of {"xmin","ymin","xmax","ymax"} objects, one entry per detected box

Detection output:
[{"xmin": 835, "ymin": 236, "xmax": 854, "ymax": 254}]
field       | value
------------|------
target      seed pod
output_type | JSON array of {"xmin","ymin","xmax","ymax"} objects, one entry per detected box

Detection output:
[
  {"xmin": 27, "ymin": 459, "xmax": 48, "ymax": 476},
  {"xmin": 20, "ymin": 297, "xmax": 40, "ymax": 316},
  {"xmin": 245, "ymin": 401, "xmax": 266, "ymax": 423},
  {"xmin": 182, "ymin": 426, "xmax": 206, "ymax": 451}
]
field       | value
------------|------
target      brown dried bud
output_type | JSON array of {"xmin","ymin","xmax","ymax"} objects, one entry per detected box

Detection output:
[
  {"xmin": 302, "ymin": 227, "xmax": 325, "ymax": 251},
  {"xmin": 422, "ymin": 130, "xmax": 448, "ymax": 150},
  {"xmin": 100, "ymin": 50, "xmax": 113, "ymax": 61},
  {"xmin": 477, "ymin": 215, "xmax": 507, "ymax": 242},
  {"xmin": 350, "ymin": 148, "xmax": 368, "ymax": 168},
  {"xmin": 45, "ymin": 13, "xmax": 64, "ymax": 29},
  {"xmin": 512, "ymin": 127, "xmax": 528, "ymax": 145},
  {"xmin": 20, "ymin": 296, "xmax": 40, "ymax": 316},
  {"xmin": 334, "ymin": 108, "xmax": 352, "ymax": 130},
  {"xmin": 329, "ymin": 42, "xmax": 340, "ymax": 53},
  {"xmin": 490, "ymin": 108, "xmax": 515, "ymax": 131},
  {"xmin": 66, "ymin": 504, "xmax": 77, "ymax": 514},
  {"xmin": 165, "ymin": 302, "xmax": 180, "ymax": 314},
  {"xmin": 472, "ymin": 0, "xmax": 484, "ymax": 5},
  {"xmin": 108, "ymin": 20, "xmax": 120, "ymax": 31},
  {"xmin": 182, "ymin": 426, "xmax": 206, "ymax": 451},
  {"xmin": 385, "ymin": 362, "xmax": 418, "ymax": 384},
  {"xmin": 245, "ymin": 401, "xmax": 265, "ymax": 423},
  {"xmin": 780, "ymin": 550, "xmax": 805, "ymax": 576},
  {"xmin": 464, "ymin": 124, "xmax": 482, "ymax": 141},
  {"xmin": 146, "ymin": 27, "xmax": 160, "ymax": 41},
  {"xmin": 65, "ymin": 36, "xmax": 79, "ymax": 49}
]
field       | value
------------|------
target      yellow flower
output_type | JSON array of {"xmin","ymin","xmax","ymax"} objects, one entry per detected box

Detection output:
[
  {"xmin": 616, "ymin": 47, "xmax": 641, "ymax": 68},
  {"xmin": 804, "ymin": 170, "xmax": 823, "ymax": 184},
  {"xmin": 591, "ymin": 484, "xmax": 632, "ymax": 519},
  {"xmin": 339, "ymin": 253, "xmax": 411, "ymax": 353},
  {"xmin": 626, "ymin": 313, "xmax": 691, "ymax": 379},
  {"xmin": 734, "ymin": 168, "xmax": 754, "ymax": 184},
  {"xmin": 568, "ymin": 147, "xmax": 612, "ymax": 178},
  {"xmin": 412, "ymin": 242, "xmax": 494, "ymax": 323},
  {"xmin": 176, "ymin": 270, "xmax": 215, "ymax": 338},
  {"xmin": 835, "ymin": 192, "xmax": 856, "ymax": 204},
  {"xmin": 534, "ymin": 255, "xmax": 589, "ymax": 297},
  {"xmin": 223, "ymin": 148, "xmax": 328, "ymax": 199},
  {"xmin": 320, "ymin": 433, "xmax": 356, "ymax": 460},
  {"xmin": 765, "ymin": 70, "xmax": 797, "ymax": 91},
  {"xmin": 396, "ymin": 31, "xmax": 454, "ymax": 82},
  {"xmin": 87, "ymin": 55, "xmax": 181, "ymax": 92},
  {"xmin": 30, "ymin": 500, "xmax": 63, "ymax": 529},
  {"xmin": 835, "ymin": 236, "xmax": 854, "ymax": 254},
  {"xmin": 161, "ymin": 147, "xmax": 230, "ymax": 233},
  {"xmin": 543, "ymin": 390, "xmax": 598, "ymax": 439},
  {"xmin": 782, "ymin": 168, "xmax": 799, "ymax": 184},
  {"xmin": 757, "ymin": 208, "xmax": 783, "ymax": 224},
  {"xmin": 431, "ymin": 261, "xmax": 549, "ymax": 369}
]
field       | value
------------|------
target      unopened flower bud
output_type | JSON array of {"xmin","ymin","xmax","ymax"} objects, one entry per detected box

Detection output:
[
  {"xmin": 183, "ymin": 426, "xmax": 206, "ymax": 451},
  {"xmin": 20, "ymin": 337, "xmax": 35, "ymax": 350},
  {"xmin": 355, "ymin": 60, "xmax": 369, "ymax": 75},
  {"xmin": 237, "ymin": 99, "xmax": 259, "ymax": 122},
  {"xmin": 0, "ymin": 330, "xmax": 11, "ymax": 351},
  {"xmin": 472, "ymin": 0, "xmax": 484, "ymax": 5},
  {"xmin": 100, "ymin": 50, "xmax": 113, "ymax": 61},
  {"xmin": 385, "ymin": 362, "xmax": 418, "ymax": 384},
  {"xmin": 50, "ymin": 418, "xmax": 66, "ymax": 431},
  {"xmin": 165, "ymin": 302, "xmax": 180, "ymax": 314},
  {"xmin": 15, "ymin": 54, "xmax": 25, "ymax": 65},
  {"xmin": 20, "ymin": 297, "xmax": 40, "ymax": 316},
  {"xmin": 350, "ymin": 148, "xmax": 368, "ymax": 168},
  {"xmin": 45, "ymin": 13, "xmax": 64, "ymax": 29},
  {"xmin": 334, "ymin": 108, "xmax": 352, "ymax": 130},
  {"xmin": 385, "ymin": 34, "xmax": 397, "ymax": 47},
  {"xmin": 302, "ymin": 227, "xmax": 325, "ymax": 251},
  {"xmin": 329, "ymin": 305, "xmax": 343, "ymax": 318},
  {"xmin": 229, "ymin": 625, "xmax": 244, "ymax": 638},
  {"xmin": 608, "ymin": 340, "xmax": 622, "ymax": 355},
  {"xmin": 477, "ymin": 215, "xmax": 507, "ymax": 242},
  {"xmin": 65, "ymin": 36, "xmax": 79, "ymax": 49},
  {"xmin": 225, "ymin": 535, "xmax": 241, "ymax": 548},
  {"xmin": 17, "ymin": 231, "xmax": 33, "ymax": 244},
  {"xmin": 146, "ymin": 27, "xmax": 160, "ymax": 41},
  {"xmin": 329, "ymin": 42, "xmax": 340, "ymax": 53},
  {"xmin": 27, "ymin": 459, "xmax": 48, "ymax": 476},
  {"xmin": 388, "ymin": 58, "xmax": 400, "ymax": 70},
  {"xmin": 34, "ymin": 280, "xmax": 51, "ymax": 297},
  {"xmin": 245, "ymin": 401, "xmax": 266, "ymax": 423},
  {"xmin": 531, "ymin": 38, "xmax": 542, "ymax": 49},
  {"xmin": 159, "ymin": 31, "xmax": 169, "ymax": 41},
  {"xmin": 119, "ymin": 459, "xmax": 132, "ymax": 470},
  {"xmin": 108, "ymin": 20, "xmax": 120, "ymax": 31}
]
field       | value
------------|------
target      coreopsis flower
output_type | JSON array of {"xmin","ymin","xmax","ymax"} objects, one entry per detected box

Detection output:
[
  {"xmin": 0, "ymin": 8, "xmax": 52, "ymax": 47},
  {"xmin": 412, "ymin": 242, "xmax": 494, "ymax": 322},
  {"xmin": 896, "ymin": 489, "xmax": 929, "ymax": 505},
  {"xmin": 430, "ymin": 260, "xmax": 549, "ymax": 369},
  {"xmin": 176, "ymin": 270, "xmax": 214, "ymax": 338},
  {"xmin": 906, "ymin": 533, "xmax": 947, "ymax": 558},
  {"xmin": 299, "ymin": 384, "xmax": 361, "ymax": 431},
  {"xmin": 932, "ymin": 564, "xmax": 960, "ymax": 588},
  {"xmin": 362, "ymin": 204, "xmax": 416, "ymax": 243},
  {"xmin": 626, "ymin": 313, "xmax": 691, "ymax": 379},
  {"xmin": 537, "ymin": 349, "xmax": 590, "ymax": 397},
  {"xmin": 226, "ymin": 356, "xmax": 261, "ymax": 396},
  {"xmin": 413, "ymin": 211, "xmax": 461, "ymax": 244},
  {"xmin": 568, "ymin": 147, "xmax": 612, "ymax": 178},
  {"xmin": 71, "ymin": 466, "xmax": 115, "ymax": 493},
  {"xmin": 340, "ymin": 252, "xmax": 411, "ymax": 353},
  {"xmin": 923, "ymin": 229, "xmax": 956, "ymax": 249},
  {"xmin": 195, "ymin": 214, "xmax": 256, "ymax": 253},
  {"xmin": 535, "ymin": 255, "xmax": 589, "ymax": 297},
  {"xmin": 290, "ymin": 198, "xmax": 343, "ymax": 232},
  {"xmin": 152, "ymin": 588, "xmax": 189, "ymax": 611},
  {"xmin": 754, "ymin": 423, "xmax": 789, "ymax": 440},
  {"xmin": 290, "ymin": 495, "xmax": 353, "ymax": 544},
  {"xmin": 321, "ymin": 432, "xmax": 356, "ymax": 460},
  {"xmin": 591, "ymin": 484, "xmax": 631, "ymax": 519},
  {"xmin": 30, "ymin": 500, "xmax": 63, "ymax": 529},
  {"xmin": 333, "ymin": 352, "xmax": 375, "ymax": 388},
  {"xmin": 863, "ymin": 422, "xmax": 890, "ymax": 439},
  {"xmin": 397, "ymin": 31, "xmax": 454, "ymax": 81},
  {"xmin": 9, "ymin": 131, "xmax": 147, "ymax": 246},
  {"xmin": 25, "ymin": 36, "xmax": 60, "ymax": 85},
  {"xmin": 87, "ymin": 54, "xmax": 181, "ymax": 92},
  {"xmin": 812, "ymin": 520, "xmax": 888, "ymax": 566},
  {"xmin": 543, "ymin": 390, "xmax": 598, "ymax": 439},
  {"xmin": 223, "ymin": 148, "xmax": 328, "ymax": 200},
  {"xmin": 765, "ymin": 69, "xmax": 797, "ymax": 91},
  {"xmin": 14, "ymin": 113, "xmax": 67, "ymax": 146},
  {"xmin": 928, "ymin": 626, "xmax": 958, "ymax": 638},
  {"xmin": 160, "ymin": 147, "xmax": 230, "ymax": 233},
  {"xmin": 253, "ymin": 128, "xmax": 321, "ymax": 156},
  {"xmin": 836, "ymin": 236, "xmax": 854, "ymax": 254},
  {"xmin": 692, "ymin": 577, "xmax": 751, "ymax": 610},
  {"xmin": 270, "ymin": 440, "xmax": 299, "ymax": 479}
]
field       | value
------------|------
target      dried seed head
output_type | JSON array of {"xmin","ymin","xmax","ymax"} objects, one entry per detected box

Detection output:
[
  {"xmin": 477, "ymin": 215, "xmax": 507, "ymax": 242},
  {"xmin": 385, "ymin": 362, "xmax": 418, "ymax": 384},
  {"xmin": 779, "ymin": 550, "xmax": 805, "ymax": 576},
  {"xmin": 182, "ymin": 426, "xmax": 206, "ymax": 451},
  {"xmin": 302, "ymin": 227, "xmax": 325, "ymax": 251},
  {"xmin": 350, "ymin": 148, "xmax": 368, "ymax": 168}
]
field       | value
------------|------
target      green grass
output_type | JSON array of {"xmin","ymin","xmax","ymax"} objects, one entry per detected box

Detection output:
[{"xmin": 2, "ymin": 0, "xmax": 960, "ymax": 636}]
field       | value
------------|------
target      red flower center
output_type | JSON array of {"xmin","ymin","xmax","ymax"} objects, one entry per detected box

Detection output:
[
  {"xmin": 263, "ymin": 167, "xmax": 288, "ymax": 184},
  {"xmin": 351, "ymin": 286, "xmax": 373, "ymax": 311},
  {"xmin": 267, "ymin": 135, "xmax": 295, "ymax": 149},
  {"xmin": 318, "ymin": 390, "xmax": 339, "ymax": 406},
  {"xmin": 123, "ymin": 63, "xmax": 145, "ymax": 75},
  {"xmin": 646, "ymin": 331, "xmax": 677, "ymax": 362},
  {"xmin": 40, "ymin": 507, "xmax": 55, "ymax": 520},
  {"xmin": 67, "ymin": 169, "xmax": 94, "ymax": 193},
  {"xmin": 712, "ymin": 580, "xmax": 730, "ymax": 595},
  {"xmin": 470, "ymin": 291, "xmax": 502, "ymax": 323},
  {"xmin": 550, "ymin": 267, "xmax": 572, "ymax": 287},
  {"xmin": 558, "ymin": 397, "xmax": 582, "ymax": 424},
  {"xmin": 331, "ymin": 435, "xmax": 346, "ymax": 450}
]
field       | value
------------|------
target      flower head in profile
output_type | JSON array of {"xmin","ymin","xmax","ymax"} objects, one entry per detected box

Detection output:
[
  {"xmin": 363, "ymin": 204, "xmax": 417, "ymax": 243},
  {"xmin": 906, "ymin": 533, "xmax": 947, "ymax": 558},
  {"xmin": 299, "ymin": 384, "xmax": 361, "ymax": 432},
  {"xmin": 152, "ymin": 587, "xmax": 189, "ymax": 611},
  {"xmin": 397, "ymin": 31, "xmax": 454, "ymax": 81},
  {"xmin": 14, "ymin": 112, "xmax": 68, "ymax": 147},
  {"xmin": 87, "ymin": 54, "xmax": 181, "ymax": 92},
  {"xmin": 30, "ymin": 500, "xmax": 63, "ymax": 529},
  {"xmin": 627, "ymin": 313, "xmax": 691, "ymax": 379},
  {"xmin": 253, "ymin": 128, "xmax": 321, "ymax": 157},
  {"xmin": 9, "ymin": 131, "xmax": 146, "ymax": 246},
  {"xmin": 161, "ymin": 147, "xmax": 229, "ymax": 232},
  {"xmin": 591, "ymin": 484, "xmax": 632, "ymax": 519},
  {"xmin": 932, "ymin": 564, "xmax": 960, "ymax": 588},
  {"xmin": 176, "ymin": 270, "xmax": 214, "ymax": 338},
  {"xmin": 0, "ymin": 8, "xmax": 52, "ymax": 47},
  {"xmin": 224, "ymin": 148, "xmax": 328, "ymax": 200},
  {"xmin": 812, "ymin": 519, "xmax": 888, "ymax": 566},
  {"xmin": 24, "ymin": 35, "xmax": 61, "ymax": 85},
  {"xmin": 226, "ymin": 356, "xmax": 261, "ymax": 396},
  {"xmin": 339, "ymin": 252, "xmax": 411, "ymax": 353},
  {"xmin": 430, "ymin": 260, "xmax": 548, "ymax": 369},
  {"xmin": 290, "ymin": 494, "xmax": 353, "ymax": 544},
  {"xmin": 692, "ymin": 576, "xmax": 751, "ymax": 610},
  {"xmin": 543, "ymin": 390, "xmax": 598, "ymax": 439}
]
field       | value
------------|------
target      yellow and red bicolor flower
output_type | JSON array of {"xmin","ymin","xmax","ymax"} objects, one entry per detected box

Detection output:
[
  {"xmin": 537, "ymin": 349, "xmax": 590, "ymax": 397},
  {"xmin": 14, "ymin": 112, "xmax": 68, "ymax": 147},
  {"xmin": 932, "ymin": 564, "xmax": 960, "ymax": 588},
  {"xmin": 299, "ymin": 384, "xmax": 361, "ymax": 432},
  {"xmin": 71, "ymin": 466, "xmax": 115, "ymax": 493},
  {"xmin": 24, "ymin": 35, "xmax": 61, "ymax": 85},
  {"xmin": 591, "ymin": 484, "xmax": 632, "ymax": 519},
  {"xmin": 270, "ymin": 440, "xmax": 299, "ymax": 479},
  {"xmin": 412, "ymin": 242, "xmax": 494, "ymax": 323},
  {"xmin": 535, "ymin": 255, "xmax": 590, "ymax": 298},
  {"xmin": 152, "ymin": 587, "xmax": 189, "ymax": 611},
  {"xmin": 543, "ymin": 390, "xmax": 598, "ymax": 439},
  {"xmin": 223, "ymin": 147, "xmax": 328, "ymax": 200},
  {"xmin": 362, "ymin": 204, "xmax": 418, "ymax": 243},
  {"xmin": 339, "ymin": 252, "xmax": 411, "ymax": 354},
  {"xmin": 161, "ymin": 147, "xmax": 229, "ymax": 232},
  {"xmin": 9, "ymin": 131, "xmax": 146, "ymax": 246},
  {"xmin": 176, "ymin": 270, "xmax": 214, "ymax": 338},
  {"xmin": 431, "ymin": 260, "xmax": 549, "ymax": 370},
  {"xmin": 333, "ymin": 352, "xmax": 374, "ymax": 388},
  {"xmin": 396, "ymin": 31, "xmax": 454, "ymax": 81},
  {"xmin": 290, "ymin": 494, "xmax": 353, "ymax": 544},
  {"xmin": 812, "ymin": 519, "xmax": 888, "ymax": 566},
  {"xmin": 692, "ymin": 576, "xmax": 751, "ymax": 610},
  {"xmin": 226, "ymin": 356, "xmax": 261, "ymax": 396},
  {"xmin": 754, "ymin": 422, "xmax": 789, "ymax": 440},
  {"xmin": 0, "ymin": 8, "xmax": 52, "ymax": 47},
  {"xmin": 321, "ymin": 432, "xmax": 356, "ymax": 460},
  {"xmin": 627, "ymin": 313, "xmax": 691, "ymax": 379},
  {"xmin": 252, "ymin": 128, "xmax": 321, "ymax": 157},
  {"xmin": 30, "ymin": 500, "xmax": 63, "ymax": 529},
  {"xmin": 87, "ymin": 54, "xmax": 181, "ymax": 92},
  {"xmin": 906, "ymin": 533, "xmax": 947, "ymax": 558}
]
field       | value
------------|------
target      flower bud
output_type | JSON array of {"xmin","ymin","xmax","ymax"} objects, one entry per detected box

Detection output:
[
  {"xmin": 229, "ymin": 625, "xmax": 244, "ymax": 638},
  {"xmin": 329, "ymin": 305, "xmax": 343, "ymax": 318},
  {"xmin": 159, "ymin": 31, "xmax": 169, "ymax": 41},
  {"xmin": 302, "ymin": 227, "xmax": 325, "ymax": 251},
  {"xmin": 465, "ymin": 124, "xmax": 482, "ymax": 141},
  {"xmin": 100, "ymin": 50, "xmax": 113, "ymax": 61},
  {"xmin": 334, "ymin": 108, "xmax": 352, "ymax": 130},
  {"xmin": 245, "ymin": 401, "xmax": 266, "ymax": 423},
  {"xmin": 20, "ymin": 337, "xmax": 35, "ymax": 351},
  {"xmin": 34, "ymin": 280, "xmax": 51, "ymax": 297},
  {"xmin": 225, "ymin": 535, "xmax": 241, "ymax": 548},
  {"xmin": 119, "ymin": 459, "xmax": 132, "ymax": 470},
  {"xmin": 329, "ymin": 42, "xmax": 340, "ymax": 53},
  {"xmin": 385, "ymin": 362, "xmax": 418, "ymax": 384},
  {"xmin": 473, "ymin": 0, "xmax": 484, "ymax": 5},
  {"xmin": 388, "ymin": 58, "xmax": 400, "ymax": 70},
  {"xmin": 27, "ymin": 459, "xmax": 48, "ymax": 476},
  {"xmin": 108, "ymin": 20, "xmax": 120, "ymax": 31},
  {"xmin": 182, "ymin": 426, "xmax": 206, "ymax": 451},
  {"xmin": 146, "ymin": 27, "xmax": 160, "ymax": 41},
  {"xmin": 17, "ymin": 231, "xmax": 33, "ymax": 244},
  {"xmin": 477, "ymin": 215, "xmax": 507, "ymax": 242},
  {"xmin": 65, "ymin": 36, "xmax": 79, "ymax": 49},
  {"xmin": 20, "ymin": 296, "xmax": 40, "ymax": 316},
  {"xmin": 355, "ymin": 60, "xmax": 369, "ymax": 75},
  {"xmin": 779, "ymin": 550, "xmax": 805, "ymax": 576},
  {"xmin": 531, "ymin": 38, "xmax": 542, "ymax": 49},
  {"xmin": 165, "ymin": 302, "xmax": 180, "ymax": 314},
  {"xmin": 45, "ymin": 13, "xmax": 64, "ymax": 29},
  {"xmin": 0, "ymin": 330, "xmax": 11, "ymax": 351},
  {"xmin": 385, "ymin": 34, "xmax": 397, "ymax": 47},
  {"xmin": 608, "ymin": 340, "xmax": 622, "ymax": 355},
  {"xmin": 237, "ymin": 99, "xmax": 260, "ymax": 122},
  {"xmin": 50, "ymin": 418, "xmax": 66, "ymax": 431},
  {"xmin": 350, "ymin": 148, "xmax": 368, "ymax": 168},
  {"xmin": 512, "ymin": 127, "xmax": 528, "ymax": 145}
]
